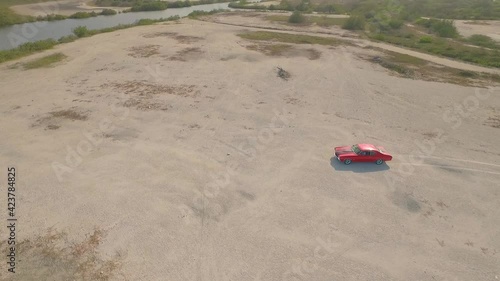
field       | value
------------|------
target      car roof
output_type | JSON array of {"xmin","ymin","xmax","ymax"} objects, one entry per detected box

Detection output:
[{"xmin": 357, "ymin": 143, "xmax": 377, "ymax": 151}]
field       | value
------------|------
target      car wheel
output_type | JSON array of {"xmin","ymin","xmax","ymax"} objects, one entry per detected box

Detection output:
[
  {"xmin": 344, "ymin": 159, "xmax": 352, "ymax": 165},
  {"xmin": 376, "ymin": 159, "xmax": 384, "ymax": 165}
]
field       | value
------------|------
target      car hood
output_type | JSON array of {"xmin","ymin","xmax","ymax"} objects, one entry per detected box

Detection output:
[{"xmin": 334, "ymin": 146, "xmax": 357, "ymax": 157}]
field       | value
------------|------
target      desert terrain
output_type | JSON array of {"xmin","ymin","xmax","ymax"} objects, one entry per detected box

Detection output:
[{"xmin": 0, "ymin": 13, "xmax": 499, "ymax": 281}]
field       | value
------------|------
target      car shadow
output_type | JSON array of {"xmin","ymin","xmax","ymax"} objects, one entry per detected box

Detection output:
[{"xmin": 330, "ymin": 157, "xmax": 390, "ymax": 173}]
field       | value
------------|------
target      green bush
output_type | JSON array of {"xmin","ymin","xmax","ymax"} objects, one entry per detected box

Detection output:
[
  {"xmin": 389, "ymin": 19, "xmax": 404, "ymax": 29},
  {"xmin": 416, "ymin": 18, "xmax": 458, "ymax": 38},
  {"xmin": 73, "ymin": 26, "xmax": 90, "ymax": 38},
  {"xmin": 37, "ymin": 14, "xmax": 67, "ymax": 21},
  {"xmin": 288, "ymin": 11, "xmax": 305, "ymax": 24},
  {"xmin": 130, "ymin": 1, "xmax": 167, "ymax": 11},
  {"xmin": 342, "ymin": 16, "xmax": 365, "ymax": 30},
  {"xmin": 187, "ymin": 9, "xmax": 227, "ymax": 19},
  {"xmin": 69, "ymin": 11, "xmax": 98, "ymax": 19},
  {"xmin": 419, "ymin": 36, "xmax": 433, "ymax": 43},
  {"xmin": 100, "ymin": 9, "xmax": 117, "ymax": 15}
]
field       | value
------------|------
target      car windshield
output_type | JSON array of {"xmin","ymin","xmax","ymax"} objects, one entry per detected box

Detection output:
[{"xmin": 352, "ymin": 145, "xmax": 361, "ymax": 154}]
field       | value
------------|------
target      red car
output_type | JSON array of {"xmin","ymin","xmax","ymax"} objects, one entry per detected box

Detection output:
[{"xmin": 334, "ymin": 143, "xmax": 392, "ymax": 165}]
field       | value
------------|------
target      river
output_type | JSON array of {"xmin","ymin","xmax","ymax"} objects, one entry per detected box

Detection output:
[{"xmin": 0, "ymin": 2, "xmax": 230, "ymax": 50}]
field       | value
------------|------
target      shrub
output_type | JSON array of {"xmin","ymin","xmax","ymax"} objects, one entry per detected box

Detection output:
[
  {"xmin": 100, "ymin": 9, "xmax": 117, "ymax": 15},
  {"xmin": 416, "ymin": 18, "xmax": 458, "ymax": 38},
  {"xmin": 419, "ymin": 36, "xmax": 433, "ymax": 43},
  {"xmin": 69, "ymin": 11, "xmax": 98, "ymax": 19},
  {"xmin": 58, "ymin": 35, "xmax": 78, "ymax": 43},
  {"xmin": 388, "ymin": 19, "xmax": 403, "ymax": 29},
  {"xmin": 73, "ymin": 26, "xmax": 90, "ymax": 37},
  {"xmin": 288, "ymin": 11, "xmax": 305, "ymax": 24},
  {"xmin": 342, "ymin": 16, "xmax": 365, "ymax": 30},
  {"xmin": 130, "ymin": 1, "xmax": 167, "ymax": 11}
]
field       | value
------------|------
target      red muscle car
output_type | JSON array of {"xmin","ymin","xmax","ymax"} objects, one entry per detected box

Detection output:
[{"xmin": 334, "ymin": 143, "xmax": 392, "ymax": 165}]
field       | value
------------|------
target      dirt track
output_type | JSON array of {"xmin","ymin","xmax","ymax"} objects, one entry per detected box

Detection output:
[{"xmin": 0, "ymin": 17, "xmax": 499, "ymax": 281}]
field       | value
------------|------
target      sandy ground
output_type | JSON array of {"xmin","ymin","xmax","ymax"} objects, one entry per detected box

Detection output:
[
  {"xmin": 455, "ymin": 20, "xmax": 500, "ymax": 42},
  {"xmin": 0, "ymin": 17, "xmax": 500, "ymax": 281},
  {"xmin": 11, "ymin": 0, "xmax": 129, "ymax": 16}
]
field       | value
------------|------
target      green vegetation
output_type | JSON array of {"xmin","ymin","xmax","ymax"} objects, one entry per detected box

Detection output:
[
  {"xmin": 288, "ymin": 11, "xmax": 305, "ymax": 23},
  {"xmin": 368, "ymin": 30, "xmax": 500, "ymax": 68},
  {"xmin": 73, "ymin": 26, "xmax": 90, "ymax": 37},
  {"xmin": 130, "ymin": 1, "xmax": 167, "ymax": 11},
  {"xmin": 466, "ymin": 34, "xmax": 498, "ymax": 49},
  {"xmin": 69, "ymin": 11, "xmax": 98, "ymax": 19},
  {"xmin": 267, "ymin": 14, "xmax": 348, "ymax": 26},
  {"xmin": 238, "ymin": 31, "xmax": 347, "ymax": 46},
  {"xmin": 415, "ymin": 18, "xmax": 458, "ymax": 38},
  {"xmin": 0, "ymin": 39, "xmax": 57, "ymax": 64},
  {"xmin": 370, "ymin": 51, "xmax": 500, "ymax": 86},
  {"xmin": 101, "ymin": 8, "xmax": 118, "ymax": 15},
  {"xmin": 342, "ymin": 15, "xmax": 365, "ymax": 30},
  {"xmin": 187, "ymin": 9, "xmax": 227, "ymax": 19},
  {"xmin": 23, "ymin": 52, "xmax": 67, "ymax": 69},
  {"xmin": 419, "ymin": 36, "xmax": 433, "ymax": 43},
  {"xmin": 228, "ymin": 1, "xmax": 268, "ymax": 10}
]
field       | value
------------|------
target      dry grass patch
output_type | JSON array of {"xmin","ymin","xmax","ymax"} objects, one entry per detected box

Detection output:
[
  {"xmin": 49, "ymin": 109, "xmax": 89, "ymax": 121},
  {"xmin": 168, "ymin": 47, "xmax": 203, "ymax": 61},
  {"xmin": 484, "ymin": 114, "xmax": 500, "ymax": 128},
  {"xmin": 23, "ymin": 53, "xmax": 67, "ymax": 69},
  {"xmin": 143, "ymin": 32, "xmax": 203, "ymax": 43},
  {"xmin": 0, "ymin": 227, "xmax": 123, "ymax": 281},
  {"xmin": 107, "ymin": 81, "xmax": 199, "ymax": 97},
  {"xmin": 103, "ymin": 81, "xmax": 199, "ymax": 111},
  {"xmin": 33, "ymin": 108, "xmax": 89, "ymax": 128},
  {"xmin": 127, "ymin": 45, "xmax": 160, "ymax": 58},
  {"xmin": 246, "ymin": 43, "xmax": 293, "ymax": 56},
  {"xmin": 238, "ymin": 31, "xmax": 348, "ymax": 47},
  {"xmin": 246, "ymin": 43, "xmax": 321, "ymax": 60}
]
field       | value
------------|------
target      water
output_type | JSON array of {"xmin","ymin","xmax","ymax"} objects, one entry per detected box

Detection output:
[{"xmin": 0, "ymin": 3, "xmax": 229, "ymax": 50}]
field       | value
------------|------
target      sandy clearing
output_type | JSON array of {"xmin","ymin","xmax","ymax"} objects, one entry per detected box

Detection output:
[
  {"xmin": 0, "ymin": 18, "xmax": 499, "ymax": 281},
  {"xmin": 455, "ymin": 20, "xmax": 500, "ymax": 42}
]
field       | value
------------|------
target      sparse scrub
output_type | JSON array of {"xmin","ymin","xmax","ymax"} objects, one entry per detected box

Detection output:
[
  {"xmin": 130, "ymin": 1, "xmax": 167, "ymax": 11},
  {"xmin": 342, "ymin": 16, "xmax": 365, "ymax": 30},
  {"xmin": 238, "ymin": 31, "xmax": 347, "ymax": 46},
  {"xmin": 69, "ymin": 11, "xmax": 98, "ymax": 19},
  {"xmin": 0, "ymin": 39, "xmax": 58, "ymax": 64},
  {"xmin": 466, "ymin": 34, "xmax": 498, "ymax": 49},
  {"xmin": 23, "ymin": 52, "xmax": 67, "ymax": 69},
  {"xmin": 288, "ymin": 11, "xmax": 306, "ymax": 24},
  {"xmin": 415, "ymin": 18, "xmax": 458, "ymax": 38},
  {"xmin": 101, "ymin": 9, "xmax": 118, "ymax": 15},
  {"xmin": 187, "ymin": 9, "xmax": 227, "ymax": 19},
  {"xmin": 419, "ymin": 36, "xmax": 432, "ymax": 43},
  {"xmin": 73, "ymin": 26, "xmax": 90, "ymax": 38},
  {"xmin": 0, "ymin": 228, "xmax": 123, "ymax": 280}
]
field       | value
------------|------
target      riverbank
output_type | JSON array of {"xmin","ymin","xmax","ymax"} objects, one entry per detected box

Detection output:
[{"xmin": 10, "ymin": 0, "xmax": 129, "ymax": 16}]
